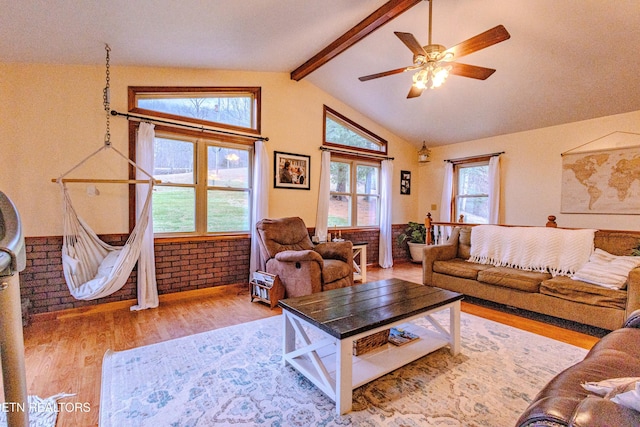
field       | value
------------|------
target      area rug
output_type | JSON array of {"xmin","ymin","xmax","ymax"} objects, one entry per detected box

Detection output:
[
  {"xmin": 0, "ymin": 393, "xmax": 73, "ymax": 427},
  {"xmin": 100, "ymin": 312, "xmax": 588, "ymax": 426}
]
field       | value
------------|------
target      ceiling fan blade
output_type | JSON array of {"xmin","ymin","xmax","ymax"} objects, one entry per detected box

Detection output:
[
  {"xmin": 407, "ymin": 85, "xmax": 424, "ymax": 98},
  {"xmin": 394, "ymin": 32, "xmax": 426, "ymax": 57},
  {"xmin": 448, "ymin": 62, "xmax": 496, "ymax": 80},
  {"xmin": 444, "ymin": 25, "xmax": 510, "ymax": 60},
  {"xmin": 359, "ymin": 67, "xmax": 409, "ymax": 82}
]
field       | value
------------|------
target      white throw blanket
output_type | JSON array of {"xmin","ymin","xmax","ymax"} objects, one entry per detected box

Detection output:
[{"xmin": 469, "ymin": 225, "xmax": 596, "ymax": 276}]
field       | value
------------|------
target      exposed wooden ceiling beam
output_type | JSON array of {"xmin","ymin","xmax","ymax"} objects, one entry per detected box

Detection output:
[{"xmin": 290, "ymin": 0, "xmax": 423, "ymax": 81}]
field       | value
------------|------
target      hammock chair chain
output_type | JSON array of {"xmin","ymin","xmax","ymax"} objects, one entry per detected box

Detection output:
[
  {"xmin": 52, "ymin": 44, "xmax": 159, "ymax": 186},
  {"xmin": 103, "ymin": 44, "xmax": 111, "ymax": 147}
]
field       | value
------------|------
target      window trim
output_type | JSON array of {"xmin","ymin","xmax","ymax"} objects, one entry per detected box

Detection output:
[
  {"xmin": 323, "ymin": 105, "xmax": 387, "ymax": 156},
  {"xmin": 128, "ymin": 86, "xmax": 261, "ymax": 135}
]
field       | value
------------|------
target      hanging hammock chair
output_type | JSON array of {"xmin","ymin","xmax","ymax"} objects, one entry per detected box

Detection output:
[
  {"xmin": 54, "ymin": 139, "xmax": 157, "ymax": 301},
  {"xmin": 59, "ymin": 179, "xmax": 153, "ymax": 300},
  {"xmin": 55, "ymin": 44, "xmax": 159, "ymax": 301}
]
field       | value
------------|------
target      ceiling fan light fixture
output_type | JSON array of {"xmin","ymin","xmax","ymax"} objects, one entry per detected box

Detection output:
[
  {"xmin": 440, "ymin": 51, "xmax": 454, "ymax": 62},
  {"xmin": 412, "ymin": 69, "xmax": 429, "ymax": 89},
  {"xmin": 431, "ymin": 64, "xmax": 451, "ymax": 87},
  {"xmin": 412, "ymin": 62, "xmax": 451, "ymax": 90}
]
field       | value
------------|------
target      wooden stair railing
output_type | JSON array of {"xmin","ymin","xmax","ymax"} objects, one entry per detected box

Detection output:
[{"xmin": 424, "ymin": 213, "xmax": 559, "ymax": 245}]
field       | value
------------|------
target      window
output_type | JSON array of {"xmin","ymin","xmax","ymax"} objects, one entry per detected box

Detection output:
[
  {"xmin": 323, "ymin": 106, "xmax": 383, "ymax": 228},
  {"xmin": 130, "ymin": 86, "xmax": 260, "ymax": 134},
  {"xmin": 324, "ymin": 105, "xmax": 387, "ymax": 155},
  {"xmin": 454, "ymin": 161, "xmax": 490, "ymax": 224},
  {"xmin": 329, "ymin": 160, "xmax": 380, "ymax": 227},
  {"xmin": 130, "ymin": 87, "xmax": 259, "ymax": 236}
]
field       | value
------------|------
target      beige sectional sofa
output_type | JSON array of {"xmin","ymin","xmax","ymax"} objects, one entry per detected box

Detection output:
[{"xmin": 422, "ymin": 225, "xmax": 640, "ymax": 331}]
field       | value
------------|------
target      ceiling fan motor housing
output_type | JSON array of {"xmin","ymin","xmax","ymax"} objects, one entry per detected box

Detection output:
[{"xmin": 426, "ymin": 44, "xmax": 452, "ymax": 61}]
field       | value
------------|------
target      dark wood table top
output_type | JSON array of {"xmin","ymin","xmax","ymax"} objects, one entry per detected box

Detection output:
[{"xmin": 279, "ymin": 278, "xmax": 463, "ymax": 339}]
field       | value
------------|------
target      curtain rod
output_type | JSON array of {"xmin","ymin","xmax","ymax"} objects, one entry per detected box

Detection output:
[
  {"xmin": 320, "ymin": 146, "xmax": 394, "ymax": 160},
  {"xmin": 444, "ymin": 151, "xmax": 504, "ymax": 163},
  {"xmin": 110, "ymin": 110, "xmax": 269, "ymax": 141}
]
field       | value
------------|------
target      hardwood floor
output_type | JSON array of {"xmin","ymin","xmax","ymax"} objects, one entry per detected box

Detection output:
[{"xmin": 20, "ymin": 263, "xmax": 600, "ymax": 426}]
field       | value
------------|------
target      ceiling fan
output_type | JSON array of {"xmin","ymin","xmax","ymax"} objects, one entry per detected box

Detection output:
[{"xmin": 358, "ymin": 0, "xmax": 510, "ymax": 98}]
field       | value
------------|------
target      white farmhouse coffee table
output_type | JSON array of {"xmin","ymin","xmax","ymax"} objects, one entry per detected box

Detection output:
[{"xmin": 279, "ymin": 278, "xmax": 462, "ymax": 415}]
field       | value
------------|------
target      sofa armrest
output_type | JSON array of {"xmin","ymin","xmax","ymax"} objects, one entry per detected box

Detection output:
[
  {"xmin": 517, "ymin": 395, "xmax": 640, "ymax": 427},
  {"xmin": 422, "ymin": 228, "xmax": 460, "ymax": 286},
  {"xmin": 314, "ymin": 241, "xmax": 353, "ymax": 264},
  {"xmin": 624, "ymin": 309, "xmax": 640, "ymax": 328},
  {"xmin": 624, "ymin": 267, "xmax": 640, "ymax": 323},
  {"xmin": 570, "ymin": 396, "xmax": 640, "ymax": 427},
  {"xmin": 275, "ymin": 249, "xmax": 324, "ymax": 264}
]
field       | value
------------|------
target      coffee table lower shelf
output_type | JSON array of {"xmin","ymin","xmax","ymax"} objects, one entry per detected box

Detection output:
[{"xmin": 282, "ymin": 301, "xmax": 460, "ymax": 415}]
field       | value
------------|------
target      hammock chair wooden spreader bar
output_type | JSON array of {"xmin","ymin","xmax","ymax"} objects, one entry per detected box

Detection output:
[
  {"xmin": 52, "ymin": 141, "xmax": 161, "ymax": 185},
  {"xmin": 52, "ymin": 178, "xmax": 161, "ymax": 184}
]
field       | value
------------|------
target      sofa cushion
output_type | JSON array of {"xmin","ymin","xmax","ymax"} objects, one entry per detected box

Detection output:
[
  {"xmin": 433, "ymin": 258, "xmax": 492, "ymax": 279},
  {"xmin": 477, "ymin": 267, "xmax": 551, "ymax": 292},
  {"xmin": 457, "ymin": 227, "xmax": 472, "ymax": 260},
  {"xmin": 595, "ymin": 231, "xmax": 640, "ymax": 256},
  {"xmin": 541, "ymin": 276, "xmax": 627, "ymax": 310}
]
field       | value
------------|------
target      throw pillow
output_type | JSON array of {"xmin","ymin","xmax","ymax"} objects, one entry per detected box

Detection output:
[
  {"xmin": 582, "ymin": 377, "xmax": 640, "ymax": 412},
  {"xmin": 571, "ymin": 248, "xmax": 640, "ymax": 289},
  {"xmin": 582, "ymin": 377, "xmax": 640, "ymax": 395},
  {"xmin": 97, "ymin": 249, "xmax": 122, "ymax": 277}
]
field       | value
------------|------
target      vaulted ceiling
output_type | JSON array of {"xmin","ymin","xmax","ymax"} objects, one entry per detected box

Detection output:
[{"xmin": 2, "ymin": 0, "xmax": 639, "ymax": 147}]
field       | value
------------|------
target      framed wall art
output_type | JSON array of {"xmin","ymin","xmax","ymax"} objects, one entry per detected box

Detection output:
[
  {"xmin": 400, "ymin": 170, "xmax": 411, "ymax": 195},
  {"xmin": 274, "ymin": 151, "xmax": 310, "ymax": 190}
]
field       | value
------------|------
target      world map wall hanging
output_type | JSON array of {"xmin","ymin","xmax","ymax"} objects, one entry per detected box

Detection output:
[{"xmin": 561, "ymin": 133, "xmax": 640, "ymax": 214}]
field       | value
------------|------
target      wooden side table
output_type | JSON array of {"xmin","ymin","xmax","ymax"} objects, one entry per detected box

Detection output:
[{"xmin": 351, "ymin": 242, "xmax": 368, "ymax": 282}]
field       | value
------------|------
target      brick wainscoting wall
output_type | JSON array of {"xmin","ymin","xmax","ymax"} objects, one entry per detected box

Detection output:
[{"xmin": 20, "ymin": 224, "xmax": 413, "ymax": 315}]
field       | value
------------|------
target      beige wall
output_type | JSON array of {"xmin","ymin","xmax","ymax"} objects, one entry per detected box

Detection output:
[
  {"xmin": 0, "ymin": 63, "xmax": 420, "ymax": 237},
  {"xmin": 419, "ymin": 110, "xmax": 640, "ymax": 230}
]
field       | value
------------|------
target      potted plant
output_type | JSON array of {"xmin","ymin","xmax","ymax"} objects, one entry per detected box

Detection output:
[{"xmin": 397, "ymin": 221, "xmax": 428, "ymax": 263}]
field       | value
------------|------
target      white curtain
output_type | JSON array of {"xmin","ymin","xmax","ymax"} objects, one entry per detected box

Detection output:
[
  {"xmin": 315, "ymin": 150, "xmax": 331, "ymax": 242},
  {"xmin": 131, "ymin": 122, "xmax": 159, "ymax": 311},
  {"xmin": 488, "ymin": 156, "xmax": 501, "ymax": 224},
  {"xmin": 378, "ymin": 159, "xmax": 393, "ymax": 268},
  {"xmin": 440, "ymin": 162, "xmax": 454, "ymax": 222},
  {"xmin": 249, "ymin": 140, "xmax": 269, "ymax": 278}
]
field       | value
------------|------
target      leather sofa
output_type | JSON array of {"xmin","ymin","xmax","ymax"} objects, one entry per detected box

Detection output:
[
  {"xmin": 422, "ymin": 226, "xmax": 640, "ymax": 331},
  {"xmin": 516, "ymin": 309, "xmax": 640, "ymax": 427}
]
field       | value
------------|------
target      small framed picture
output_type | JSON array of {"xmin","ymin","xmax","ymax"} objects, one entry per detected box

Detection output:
[
  {"xmin": 400, "ymin": 170, "xmax": 411, "ymax": 195},
  {"xmin": 274, "ymin": 151, "xmax": 310, "ymax": 190}
]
